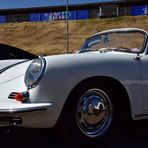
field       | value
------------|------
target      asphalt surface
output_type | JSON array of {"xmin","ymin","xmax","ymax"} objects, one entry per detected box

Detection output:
[{"xmin": 0, "ymin": 120, "xmax": 148, "ymax": 148}]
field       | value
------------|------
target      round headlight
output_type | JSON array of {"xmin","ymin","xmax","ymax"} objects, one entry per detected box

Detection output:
[{"xmin": 25, "ymin": 57, "xmax": 46, "ymax": 89}]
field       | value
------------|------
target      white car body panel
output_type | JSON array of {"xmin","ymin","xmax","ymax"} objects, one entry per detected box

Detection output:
[
  {"xmin": 42, "ymin": 53, "xmax": 142, "ymax": 121},
  {"xmin": 0, "ymin": 60, "xmax": 25, "ymax": 70},
  {"xmin": 0, "ymin": 28, "xmax": 148, "ymax": 128}
]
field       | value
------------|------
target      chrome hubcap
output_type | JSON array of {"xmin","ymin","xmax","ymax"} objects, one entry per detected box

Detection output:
[{"xmin": 76, "ymin": 89, "xmax": 113, "ymax": 138}]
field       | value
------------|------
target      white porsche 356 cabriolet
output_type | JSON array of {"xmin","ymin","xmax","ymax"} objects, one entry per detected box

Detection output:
[{"xmin": 0, "ymin": 28, "xmax": 148, "ymax": 142}]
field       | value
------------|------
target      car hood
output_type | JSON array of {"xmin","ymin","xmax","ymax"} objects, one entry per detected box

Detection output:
[
  {"xmin": 44, "ymin": 51, "xmax": 137, "ymax": 70},
  {"xmin": 0, "ymin": 60, "xmax": 32, "ymax": 84},
  {"xmin": 0, "ymin": 51, "xmax": 136, "ymax": 84}
]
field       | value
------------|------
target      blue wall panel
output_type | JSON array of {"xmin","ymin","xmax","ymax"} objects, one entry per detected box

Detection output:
[
  {"xmin": 132, "ymin": 5, "xmax": 148, "ymax": 16},
  {"xmin": 77, "ymin": 10, "xmax": 89, "ymax": 19},
  {"xmin": 40, "ymin": 13, "xmax": 51, "ymax": 21},
  {"xmin": 30, "ymin": 13, "xmax": 40, "ymax": 22},
  {"xmin": 29, "ymin": 10, "xmax": 89, "ymax": 22},
  {"xmin": 0, "ymin": 15, "xmax": 6, "ymax": 23},
  {"xmin": 41, "ymin": 12, "xmax": 66, "ymax": 21},
  {"xmin": 69, "ymin": 10, "xmax": 89, "ymax": 20}
]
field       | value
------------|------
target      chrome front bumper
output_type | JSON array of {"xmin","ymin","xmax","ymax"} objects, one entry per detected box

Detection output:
[
  {"xmin": 0, "ymin": 103, "xmax": 52, "ymax": 114},
  {"xmin": 0, "ymin": 103, "xmax": 53, "ymax": 127}
]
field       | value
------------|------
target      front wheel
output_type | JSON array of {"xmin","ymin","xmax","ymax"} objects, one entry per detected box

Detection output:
[
  {"xmin": 76, "ymin": 88, "xmax": 113, "ymax": 138},
  {"xmin": 56, "ymin": 83, "xmax": 128, "ymax": 145}
]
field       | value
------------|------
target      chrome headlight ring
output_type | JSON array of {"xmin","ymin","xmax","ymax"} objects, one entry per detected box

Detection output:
[{"xmin": 25, "ymin": 57, "xmax": 46, "ymax": 89}]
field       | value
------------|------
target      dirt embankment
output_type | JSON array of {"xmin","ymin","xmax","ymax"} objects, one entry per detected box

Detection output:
[{"xmin": 0, "ymin": 16, "xmax": 147, "ymax": 56}]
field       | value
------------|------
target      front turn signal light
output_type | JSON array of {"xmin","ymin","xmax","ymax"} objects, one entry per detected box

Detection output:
[
  {"xmin": 15, "ymin": 93, "xmax": 24, "ymax": 102},
  {"xmin": 15, "ymin": 91, "xmax": 29, "ymax": 102}
]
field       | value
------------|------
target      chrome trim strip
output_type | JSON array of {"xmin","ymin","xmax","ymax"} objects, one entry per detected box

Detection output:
[{"xmin": 0, "ymin": 103, "xmax": 52, "ymax": 114}]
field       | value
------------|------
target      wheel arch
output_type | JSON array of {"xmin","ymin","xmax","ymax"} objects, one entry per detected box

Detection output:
[
  {"xmin": 55, "ymin": 76, "xmax": 133, "ymax": 139},
  {"xmin": 64, "ymin": 76, "xmax": 132, "ymax": 119}
]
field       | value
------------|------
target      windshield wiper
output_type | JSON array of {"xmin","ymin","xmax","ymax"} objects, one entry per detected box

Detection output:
[
  {"xmin": 78, "ymin": 48, "xmax": 98, "ymax": 53},
  {"xmin": 114, "ymin": 47, "xmax": 132, "ymax": 53},
  {"xmin": 79, "ymin": 47, "xmax": 117, "ymax": 53}
]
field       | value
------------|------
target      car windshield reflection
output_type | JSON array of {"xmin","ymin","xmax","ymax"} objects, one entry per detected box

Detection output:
[{"xmin": 80, "ymin": 30, "xmax": 145, "ymax": 53}]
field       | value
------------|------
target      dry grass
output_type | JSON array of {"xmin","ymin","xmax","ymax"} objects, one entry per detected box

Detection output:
[{"xmin": 0, "ymin": 16, "xmax": 147, "ymax": 55}]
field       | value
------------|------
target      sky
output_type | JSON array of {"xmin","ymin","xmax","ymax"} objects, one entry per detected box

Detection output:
[{"xmin": 0, "ymin": 0, "xmax": 120, "ymax": 10}]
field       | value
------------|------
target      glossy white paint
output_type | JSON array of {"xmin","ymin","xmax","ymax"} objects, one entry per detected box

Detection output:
[
  {"xmin": 42, "ymin": 53, "xmax": 142, "ymax": 123},
  {"xmin": 0, "ymin": 60, "xmax": 25, "ymax": 70},
  {"xmin": 0, "ymin": 28, "xmax": 148, "ymax": 128}
]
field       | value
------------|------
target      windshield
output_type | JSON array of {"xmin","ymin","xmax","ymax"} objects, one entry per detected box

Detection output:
[{"xmin": 80, "ymin": 31, "xmax": 145, "ymax": 53}]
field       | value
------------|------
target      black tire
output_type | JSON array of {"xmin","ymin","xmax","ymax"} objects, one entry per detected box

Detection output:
[{"xmin": 55, "ymin": 81, "xmax": 130, "ymax": 146}]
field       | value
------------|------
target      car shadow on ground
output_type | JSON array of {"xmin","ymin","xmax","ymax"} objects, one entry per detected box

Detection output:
[{"xmin": 0, "ymin": 120, "xmax": 148, "ymax": 148}]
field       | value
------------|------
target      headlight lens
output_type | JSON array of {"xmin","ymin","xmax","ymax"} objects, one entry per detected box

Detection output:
[{"xmin": 25, "ymin": 57, "xmax": 46, "ymax": 89}]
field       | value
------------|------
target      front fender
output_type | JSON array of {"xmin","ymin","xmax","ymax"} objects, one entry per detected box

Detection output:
[{"xmin": 29, "ymin": 53, "xmax": 141, "ymax": 125}]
